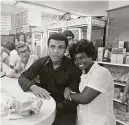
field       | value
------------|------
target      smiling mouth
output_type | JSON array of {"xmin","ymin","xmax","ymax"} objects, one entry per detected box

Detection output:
[{"xmin": 78, "ymin": 64, "xmax": 84, "ymax": 67}]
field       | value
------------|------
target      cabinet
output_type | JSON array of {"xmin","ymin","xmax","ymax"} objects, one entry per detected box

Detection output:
[
  {"xmin": 97, "ymin": 61, "xmax": 129, "ymax": 125},
  {"xmin": 31, "ymin": 17, "xmax": 105, "ymax": 57}
]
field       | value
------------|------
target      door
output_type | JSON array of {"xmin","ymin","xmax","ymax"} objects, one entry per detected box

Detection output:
[{"xmin": 32, "ymin": 32, "xmax": 43, "ymax": 57}]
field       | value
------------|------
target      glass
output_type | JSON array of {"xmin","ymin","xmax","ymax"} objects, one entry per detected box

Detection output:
[{"xmin": 18, "ymin": 49, "xmax": 29, "ymax": 55}]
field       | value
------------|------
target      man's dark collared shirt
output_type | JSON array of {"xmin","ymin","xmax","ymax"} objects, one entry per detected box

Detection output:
[{"xmin": 18, "ymin": 56, "xmax": 81, "ymax": 102}]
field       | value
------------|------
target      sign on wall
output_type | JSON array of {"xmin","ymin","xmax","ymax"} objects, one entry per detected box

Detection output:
[
  {"xmin": 0, "ymin": 12, "xmax": 12, "ymax": 35},
  {"xmin": 15, "ymin": 10, "xmax": 28, "ymax": 28}
]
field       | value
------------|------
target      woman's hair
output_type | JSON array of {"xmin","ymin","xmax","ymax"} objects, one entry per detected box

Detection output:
[
  {"xmin": 4, "ymin": 41, "xmax": 16, "ymax": 51},
  {"xmin": 63, "ymin": 30, "xmax": 74, "ymax": 39},
  {"xmin": 69, "ymin": 39, "xmax": 97, "ymax": 61},
  {"xmin": 48, "ymin": 33, "xmax": 68, "ymax": 48}
]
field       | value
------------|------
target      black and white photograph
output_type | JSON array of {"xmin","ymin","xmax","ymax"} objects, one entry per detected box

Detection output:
[{"xmin": 0, "ymin": 0, "xmax": 129, "ymax": 125}]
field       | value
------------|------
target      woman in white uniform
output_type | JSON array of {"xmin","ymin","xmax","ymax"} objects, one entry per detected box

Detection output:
[{"xmin": 66, "ymin": 39, "xmax": 116, "ymax": 125}]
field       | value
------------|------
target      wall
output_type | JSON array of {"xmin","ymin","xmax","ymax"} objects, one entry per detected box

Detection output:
[
  {"xmin": 1, "ymin": 3, "xmax": 25, "ymax": 35},
  {"xmin": 108, "ymin": 1, "xmax": 129, "ymax": 10},
  {"xmin": 107, "ymin": 5, "xmax": 129, "ymax": 48}
]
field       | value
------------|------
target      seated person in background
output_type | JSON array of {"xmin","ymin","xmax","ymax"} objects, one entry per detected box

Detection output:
[
  {"xmin": 7, "ymin": 43, "xmax": 38, "ymax": 78},
  {"xmin": 0, "ymin": 46, "xmax": 9, "ymax": 65},
  {"xmin": 66, "ymin": 39, "xmax": 116, "ymax": 125},
  {"xmin": 63, "ymin": 30, "xmax": 74, "ymax": 57},
  {"xmin": 18, "ymin": 33, "xmax": 81, "ymax": 125},
  {"xmin": 4, "ymin": 41, "xmax": 20, "ymax": 69}
]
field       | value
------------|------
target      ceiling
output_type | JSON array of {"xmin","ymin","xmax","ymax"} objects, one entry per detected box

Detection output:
[{"xmin": 16, "ymin": 0, "xmax": 109, "ymax": 16}]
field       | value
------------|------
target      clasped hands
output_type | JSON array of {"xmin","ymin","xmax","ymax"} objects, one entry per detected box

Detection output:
[
  {"xmin": 30, "ymin": 85, "xmax": 74, "ymax": 101},
  {"xmin": 64, "ymin": 87, "xmax": 76, "ymax": 101}
]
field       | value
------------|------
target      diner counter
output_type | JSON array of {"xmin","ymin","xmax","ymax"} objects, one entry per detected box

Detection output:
[{"xmin": 0, "ymin": 76, "xmax": 56, "ymax": 125}]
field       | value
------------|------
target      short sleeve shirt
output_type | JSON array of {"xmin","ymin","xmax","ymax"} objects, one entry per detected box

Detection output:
[
  {"xmin": 76, "ymin": 62, "xmax": 116, "ymax": 125},
  {"xmin": 9, "ymin": 50, "xmax": 20, "ymax": 67},
  {"xmin": 14, "ymin": 55, "xmax": 38, "ymax": 74}
]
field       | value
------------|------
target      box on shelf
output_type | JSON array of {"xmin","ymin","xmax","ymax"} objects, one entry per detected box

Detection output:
[
  {"xmin": 97, "ymin": 47, "xmax": 105, "ymax": 61},
  {"xmin": 117, "ymin": 54, "xmax": 126, "ymax": 64},
  {"xmin": 114, "ymin": 101, "xmax": 128, "ymax": 112},
  {"xmin": 116, "ymin": 114, "xmax": 127, "ymax": 122},
  {"xmin": 119, "ymin": 41, "xmax": 129, "ymax": 52},
  {"xmin": 114, "ymin": 88, "xmax": 121, "ymax": 99},
  {"xmin": 119, "ymin": 41, "xmax": 125, "ymax": 48},
  {"xmin": 111, "ymin": 54, "xmax": 117, "ymax": 64},
  {"xmin": 112, "ymin": 48, "xmax": 126, "ymax": 54},
  {"xmin": 111, "ymin": 48, "xmax": 126, "ymax": 64},
  {"xmin": 124, "ymin": 41, "xmax": 129, "ymax": 52},
  {"xmin": 126, "ymin": 56, "xmax": 129, "ymax": 64}
]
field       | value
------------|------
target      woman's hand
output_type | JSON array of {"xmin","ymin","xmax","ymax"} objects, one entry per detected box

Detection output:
[{"xmin": 64, "ymin": 87, "xmax": 72, "ymax": 100}]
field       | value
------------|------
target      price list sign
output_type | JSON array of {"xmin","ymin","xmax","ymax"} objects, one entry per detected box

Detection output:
[
  {"xmin": 0, "ymin": 12, "xmax": 12, "ymax": 35},
  {"xmin": 15, "ymin": 10, "xmax": 28, "ymax": 28}
]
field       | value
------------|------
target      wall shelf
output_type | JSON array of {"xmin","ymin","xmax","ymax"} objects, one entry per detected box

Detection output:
[
  {"xmin": 96, "ymin": 61, "xmax": 129, "ymax": 67},
  {"xmin": 113, "ymin": 98, "xmax": 122, "ymax": 103},
  {"xmin": 114, "ymin": 82, "xmax": 126, "ymax": 87},
  {"xmin": 113, "ymin": 98, "xmax": 127, "ymax": 105},
  {"xmin": 116, "ymin": 118, "xmax": 128, "ymax": 125}
]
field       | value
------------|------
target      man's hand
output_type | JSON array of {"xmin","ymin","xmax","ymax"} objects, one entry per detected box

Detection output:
[
  {"xmin": 64, "ymin": 87, "xmax": 72, "ymax": 100},
  {"xmin": 30, "ymin": 85, "xmax": 51, "ymax": 100}
]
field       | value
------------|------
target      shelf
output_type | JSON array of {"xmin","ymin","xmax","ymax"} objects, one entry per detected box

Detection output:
[
  {"xmin": 116, "ymin": 118, "xmax": 129, "ymax": 125},
  {"xmin": 113, "ymin": 98, "xmax": 128, "ymax": 105},
  {"xmin": 114, "ymin": 82, "xmax": 126, "ymax": 87},
  {"xmin": 96, "ymin": 61, "xmax": 129, "ymax": 67},
  {"xmin": 113, "ymin": 98, "xmax": 122, "ymax": 103}
]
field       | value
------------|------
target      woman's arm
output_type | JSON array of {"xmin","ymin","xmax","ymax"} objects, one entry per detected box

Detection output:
[
  {"xmin": 68, "ymin": 67, "xmax": 112, "ymax": 104},
  {"xmin": 70, "ymin": 86, "xmax": 100, "ymax": 104}
]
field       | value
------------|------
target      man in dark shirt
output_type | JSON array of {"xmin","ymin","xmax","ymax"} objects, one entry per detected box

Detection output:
[{"xmin": 18, "ymin": 33, "xmax": 81, "ymax": 124}]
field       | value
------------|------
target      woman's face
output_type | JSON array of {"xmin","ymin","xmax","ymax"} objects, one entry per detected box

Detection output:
[{"xmin": 74, "ymin": 52, "xmax": 93, "ymax": 70}]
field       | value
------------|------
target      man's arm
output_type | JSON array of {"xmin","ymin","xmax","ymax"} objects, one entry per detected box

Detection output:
[
  {"xmin": 64, "ymin": 63, "xmax": 81, "ymax": 99},
  {"xmin": 18, "ymin": 58, "xmax": 43, "ymax": 92},
  {"xmin": 68, "ymin": 64, "xmax": 81, "ymax": 92},
  {"xmin": 18, "ymin": 57, "xmax": 51, "ymax": 99}
]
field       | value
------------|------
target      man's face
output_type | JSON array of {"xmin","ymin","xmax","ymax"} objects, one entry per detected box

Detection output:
[
  {"xmin": 48, "ymin": 39, "xmax": 66, "ymax": 63},
  {"xmin": 18, "ymin": 46, "xmax": 30, "ymax": 62},
  {"xmin": 67, "ymin": 36, "xmax": 73, "ymax": 46}
]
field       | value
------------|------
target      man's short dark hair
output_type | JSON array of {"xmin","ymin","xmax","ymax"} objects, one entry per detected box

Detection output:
[
  {"xmin": 48, "ymin": 33, "xmax": 68, "ymax": 48},
  {"xmin": 63, "ymin": 30, "xmax": 74, "ymax": 39},
  {"xmin": 69, "ymin": 39, "xmax": 97, "ymax": 61}
]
